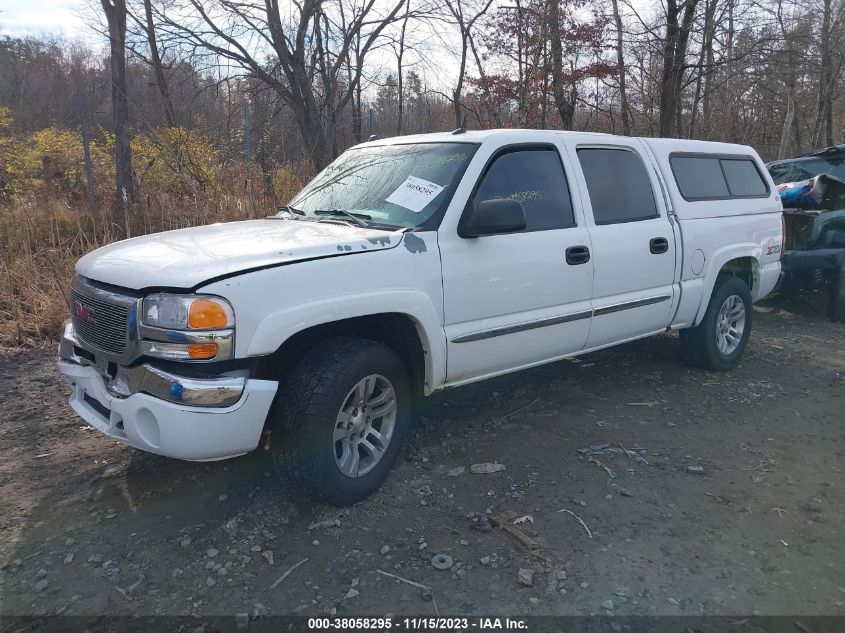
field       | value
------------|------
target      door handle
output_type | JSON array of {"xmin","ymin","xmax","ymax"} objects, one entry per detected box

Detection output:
[
  {"xmin": 565, "ymin": 245, "xmax": 591, "ymax": 265},
  {"xmin": 650, "ymin": 237, "xmax": 669, "ymax": 254}
]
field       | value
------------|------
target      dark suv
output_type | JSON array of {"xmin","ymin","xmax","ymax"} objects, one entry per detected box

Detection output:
[
  {"xmin": 767, "ymin": 146, "xmax": 845, "ymax": 321},
  {"xmin": 768, "ymin": 145, "xmax": 845, "ymax": 185}
]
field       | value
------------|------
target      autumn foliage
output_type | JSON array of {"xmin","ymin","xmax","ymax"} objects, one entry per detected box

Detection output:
[{"xmin": 0, "ymin": 107, "xmax": 309, "ymax": 348}]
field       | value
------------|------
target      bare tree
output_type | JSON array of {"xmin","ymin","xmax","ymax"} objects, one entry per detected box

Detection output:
[
  {"xmin": 141, "ymin": 0, "xmax": 176, "ymax": 127},
  {"xmin": 659, "ymin": 0, "xmax": 699, "ymax": 136},
  {"xmin": 395, "ymin": 0, "xmax": 412, "ymax": 135},
  {"xmin": 444, "ymin": 0, "xmax": 496, "ymax": 128},
  {"xmin": 811, "ymin": 0, "xmax": 845, "ymax": 147},
  {"xmin": 548, "ymin": 0, "xmax": 573, "ymax": 128},
  {"xmin": 156, "ymin": 0, "xmax": 404, "ymax": 170},
  {"xmin": 611, "ymin": 0, "xmax": 631, "ymax": 134},
  {"xmin": 469, "ymin": 34, "xmax": 502, "ymax": 126},
  {"xmin": 101, "ymin": 0, "xmax": 135, "ymax": 213}
]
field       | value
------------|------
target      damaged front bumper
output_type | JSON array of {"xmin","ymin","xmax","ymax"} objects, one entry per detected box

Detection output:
[{"xmin": 57, "ymin": 321, "xmax": 278, "ymax": 461}]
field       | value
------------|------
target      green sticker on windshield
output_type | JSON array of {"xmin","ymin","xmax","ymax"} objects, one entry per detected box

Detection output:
[
  {"xmin": 495, "ymin": 190, "xmax": 543, "ymax": 202},
  {"xmin": 416, "ymin": 153, "xmax": 470, "ymax": 172}
]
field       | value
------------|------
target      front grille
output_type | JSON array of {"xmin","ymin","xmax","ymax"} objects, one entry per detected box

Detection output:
[{"xmin": 70, "ymin": 287, "xmax": 130, "ymax": 355}]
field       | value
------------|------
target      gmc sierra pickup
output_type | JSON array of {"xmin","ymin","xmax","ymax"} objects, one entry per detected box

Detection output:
[{"xmin": 58, "ymin": 130, "xmax": 783, "ymax": 504}]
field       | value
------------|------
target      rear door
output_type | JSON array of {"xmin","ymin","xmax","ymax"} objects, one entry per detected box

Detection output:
[{"xmin": 564, "ymin": 137, "xmax": 678, "ymax": 349}]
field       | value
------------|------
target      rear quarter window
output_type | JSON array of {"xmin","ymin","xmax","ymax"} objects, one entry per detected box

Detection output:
[
  {"xmin": 722, "ymin": 159, "xmax": 768, "ymax": 196},
  {"xmin": 671, "ymin": 154, "xmax": 769, "ymax": 200},
  {"xmin": 670, "ymin": 157, "xmax": 729, "ymax": 199}
]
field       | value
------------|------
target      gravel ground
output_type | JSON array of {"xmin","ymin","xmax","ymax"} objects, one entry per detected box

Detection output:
[{"xmin": 1, "ymin": 296, "xmax": 844, "ymax": 619}]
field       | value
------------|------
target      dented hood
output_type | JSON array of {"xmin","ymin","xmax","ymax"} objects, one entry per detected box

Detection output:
[{"xmin": 75, "ymin": 219, "xmax": 401, "ymax": 290}]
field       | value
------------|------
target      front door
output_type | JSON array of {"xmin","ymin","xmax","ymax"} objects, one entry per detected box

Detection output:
[{"xmin": 439, "ymin": 143, "xmax": 594, "ymax": 385}]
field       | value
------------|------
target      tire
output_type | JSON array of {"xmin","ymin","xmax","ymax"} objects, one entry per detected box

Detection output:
[
  {"xmin": 266, "ymin": 336, "xmax": 411, "ymax": 505},
  {"xmin": 680, "ymin": 276, "xmax": 753, "ymax": 371},
  {"xmin": 828, "ymin": 264, "xmax": 845, "ymax": 322}
]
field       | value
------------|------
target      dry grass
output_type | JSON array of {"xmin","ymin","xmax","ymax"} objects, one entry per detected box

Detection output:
[{"xmin": 0, "ymin": 169, "xmax": 305, "ymax": 348}]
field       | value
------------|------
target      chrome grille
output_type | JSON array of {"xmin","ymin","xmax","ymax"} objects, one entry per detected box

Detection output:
[{"xmin": 70, "ymin": 287, "xmax": 130, "ymax": 355}]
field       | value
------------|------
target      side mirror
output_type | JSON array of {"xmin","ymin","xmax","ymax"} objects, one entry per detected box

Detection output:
[{"xmin": 460, "ymin": 199, "xmax": 527, "ymax": 238}]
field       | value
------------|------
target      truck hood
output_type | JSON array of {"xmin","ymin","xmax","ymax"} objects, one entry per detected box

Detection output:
[{"xmin": 76, "ymin": 219, "xmax": 403, "ymax": 290}]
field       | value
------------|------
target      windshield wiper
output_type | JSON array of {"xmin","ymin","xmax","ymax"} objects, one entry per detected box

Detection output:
[
  {"xmin": 267, "ymin": 205, "xmax": 306, "ymax": 220},
  {"xmin": 314, "ymin": 208, "xmax": 371, "ymax": 228}
]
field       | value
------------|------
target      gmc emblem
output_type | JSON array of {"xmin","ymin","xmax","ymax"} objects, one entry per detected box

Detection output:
[{"xmin": 74, "ymin": 301, "xmax": 96, "ymax": 325}]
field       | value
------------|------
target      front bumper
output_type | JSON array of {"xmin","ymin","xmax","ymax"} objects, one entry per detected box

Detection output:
[{"xmin": 58, "ymin": 322, "xmax": 278, "ymax": 461}]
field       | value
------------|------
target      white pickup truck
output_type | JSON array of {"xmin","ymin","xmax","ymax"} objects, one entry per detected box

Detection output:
[{"xmin": 58, "ymin": 130, "xmax": 783, "ymax": 504}]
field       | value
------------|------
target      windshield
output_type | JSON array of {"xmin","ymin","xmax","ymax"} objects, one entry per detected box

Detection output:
[
  {"xmin": 769, "ymin": 156, "xmax": 845, "ymax": 185},
  {"xmin": 286, "ymin": 142, "xmax": 477, "ymax": 229}
]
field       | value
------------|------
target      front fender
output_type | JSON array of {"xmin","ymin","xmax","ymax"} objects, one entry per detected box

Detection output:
[{"xmin": 247, "ymin": 289, "xmax": 446, "ymax": 394}]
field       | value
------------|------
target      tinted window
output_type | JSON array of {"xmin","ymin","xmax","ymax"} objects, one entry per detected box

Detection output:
[
  {"xmin": 577, "ymin": 148, "xmax": 659, "ymax": 224},
  {"xmin": 472, "ymin": 148, "xmax": 574, "ymax": 231},
  {"xmin": 671, "ymin": 156, "xmax": 729, "ymax": 199},
  {"xmin": 722, "ymin": 159, "xmax": 767, "ymax": 196}
]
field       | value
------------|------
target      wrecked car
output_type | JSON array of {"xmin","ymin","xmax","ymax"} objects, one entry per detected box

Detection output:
[
  {"xmin": 768, "ymin": 147, "xmax": 845, "ymax": 321},
  {"xmin": 58, "ymin": 130, "xmax": 782, "ymax": 505}
]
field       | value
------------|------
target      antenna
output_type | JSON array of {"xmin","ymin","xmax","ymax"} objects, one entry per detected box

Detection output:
[
  {"xmin": 451, "ymin": 114, "xmax": 467, "ymax": 135},
  {"xmin": 368, "ymin": 134, "xmax": 379, "ymax": 141}
]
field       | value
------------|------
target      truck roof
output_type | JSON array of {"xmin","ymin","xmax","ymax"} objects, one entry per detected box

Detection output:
[
  {"xmin": 354, "ymin": 129, "xmax": 757, "ymax": 156},
  {"xmin": 353, "ymin": 128, "xmax": 611, "ymax": 148}
]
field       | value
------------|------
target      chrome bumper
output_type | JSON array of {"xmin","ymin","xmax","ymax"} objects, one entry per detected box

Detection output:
[{"xmin": 59, "ymin": 320, "xmax": 246, "ymax": 407}]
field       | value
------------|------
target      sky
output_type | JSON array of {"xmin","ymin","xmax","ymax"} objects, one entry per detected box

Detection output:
[{"xmin": 0, "ymin": 0, "xmax": 91, "ymax": 40}]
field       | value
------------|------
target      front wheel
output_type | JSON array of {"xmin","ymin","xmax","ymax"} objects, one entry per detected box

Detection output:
[
  {"xmin": 267, "ymin": 337, "xmax": 411, "ymax": 505},
  {"xmin": 680, "ymin": 276, "xmax": 753, "ymax": 371}
]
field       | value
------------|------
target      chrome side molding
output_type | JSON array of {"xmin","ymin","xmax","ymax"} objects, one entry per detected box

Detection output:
[{"xmin": 451, "ymin": 295, "xmax": 671, "ymax": 343}]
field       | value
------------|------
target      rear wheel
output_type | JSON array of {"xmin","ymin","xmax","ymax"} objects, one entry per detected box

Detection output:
[
  {"xmin": 267, "ymin": 337, "xmax": 411, "ymax": 505},
  {"xmin": 828, "ymin": 264, "xmax": 845, "ymax": 322},
  {"xmin": 680, "ymin": 276, "xmax": 753, "ymax": 371}
]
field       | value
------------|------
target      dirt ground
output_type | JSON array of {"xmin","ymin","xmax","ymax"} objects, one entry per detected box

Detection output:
[{"xmin": 1, "ymin": 295, "xmax": 844, "ymax": 620}]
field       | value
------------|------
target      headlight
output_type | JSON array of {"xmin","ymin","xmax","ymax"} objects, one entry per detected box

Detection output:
[
  {"xmin": 140, "ymin": 294, "xmax": 235, "ymax": 361},
  {"xmin": 142, "ymin": 294, "xmax": 234, "ymax": 330}
]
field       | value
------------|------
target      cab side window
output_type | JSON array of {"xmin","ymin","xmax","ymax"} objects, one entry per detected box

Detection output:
[
  {"xmin": 577, "ymin": 148, "xmax": 659, "ymax": 224},
  {"xmin": 471, "ymin": 148, "xmax": 575, "ymax": 231}
]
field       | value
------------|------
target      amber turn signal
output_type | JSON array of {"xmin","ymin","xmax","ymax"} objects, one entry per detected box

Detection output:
[
  {"xmin": 187, "ymin": 343, "xmax": 218, "ymax": 359},
  {"xmin": 188, "ymin": 299, "xmax": 231, "ymax": 329}
]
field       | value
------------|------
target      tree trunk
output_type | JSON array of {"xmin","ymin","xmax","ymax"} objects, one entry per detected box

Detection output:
[
  {"xmin": 813, "ymin": 0, "xmax": 833, "ymax": 148},
  {"xmin": 690, "ymin": 0, "xmax": 717, "ymax": 136},
  {"xmin": 658, "ymin": 0, "xmax": 698, "ymax": 137},
  {"xmin": 101, "ymin": 0, "xmax": 135, "ymax": 216},
  {"xmin": 453, "ymin": 30, "xmax": 468, "ymax": 129},
  {"xmin": 610, "ymin": 0, "xmax": 631, "ymax": 135},
  {"xmin": 699, "ymin": 0, "xmax": 717, "ymax": 129},
  {"xmin": 778, "ymin": 91, "xmax": 795, "ymax": 160},
  {"xmin": 143, "ymin": 0, "xmax": 176, "ymax": 127},
  {"xmin": 447, "ymin": 0, "xmax": 494, "ymax": 130},
  {"xmin": 658, "ymin": 0, "xmax": 680, "ymax": 137},
  {"xmin": 396, "ymin": 0, "xmax": 410, "ymax": 135}
]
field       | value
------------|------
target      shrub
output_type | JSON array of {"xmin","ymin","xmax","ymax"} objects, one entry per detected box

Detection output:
[
  {"xmin": 132, "ymin": 127, "xmax": 220, "ymax": 193},
  {"xmin": 0, "ymin": 126, "xmax": 113, "ymax": 203}
]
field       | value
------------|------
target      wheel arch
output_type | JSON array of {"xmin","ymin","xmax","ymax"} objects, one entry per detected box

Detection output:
[
  {"xmin": 694, "ymin": 247, "xmax": 759, "ymax": 326},
  {"xmin": 253, "ymin": 310, "xmax": 440, "ymax": 400}
]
